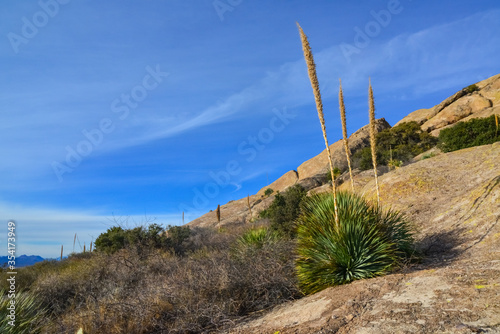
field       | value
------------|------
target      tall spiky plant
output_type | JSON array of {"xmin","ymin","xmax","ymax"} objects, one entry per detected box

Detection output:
[
  {"xmin": 297, "ymin": 22, "xmax": 338, "ymax": 224},
  {"xmin": 368, "ymin": 78, "xmax": 380, "ymax": 205},
  {"xmin": 246, "ymin": 194, "xmax": 253, "ymax": 222},
  {"xmin": 339, "ymin": 79, "xmax": 354, "ymax": 192},
  {"xmin": 216, "ymin": 204, "xmax": 221, "ymax": 231},
  {"xmin": 495, "ymin": 113, "xmax": 499, "ymax": 137}
]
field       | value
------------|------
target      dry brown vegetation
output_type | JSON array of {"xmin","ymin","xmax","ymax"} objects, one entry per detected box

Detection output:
[{"xmin": 1, "ymin": 223, "xmax": 300, "ymax": 333}]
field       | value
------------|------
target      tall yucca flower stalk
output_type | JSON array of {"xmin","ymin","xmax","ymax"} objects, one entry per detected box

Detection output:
[
  {"xmin": 216, "ymin": 204, "xmax": 221, "ymax": 231},
  {"xmin": 246, "ymin": 194, "xmax": 253, "ymax": 222},
  {"xmin": 495, "ymin": 114, "xmax": 499, "ymax": 137},
  {"xmin": 60, "ymin": 245, "xmax": 63, "ymax": 261},
  {"xmin": 339, "ymin": 79, "xmax": 354, "ymax": 192},
  {"xmin": 368, "ymin": 78, "xmax": 380, "ymax": 205},
  {"xmin": 297, "ymin": 22, "xmax": 338, "ymax": 224}
]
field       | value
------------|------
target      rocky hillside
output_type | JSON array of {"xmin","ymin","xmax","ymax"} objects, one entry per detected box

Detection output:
[
  {"xmin": 188, "ymin": 74, "xmax": 500, "ymax": 229},
  {"xmin": 233, "ymin": 141, "xmax": 500, "ymax": 333},
  {"xmin": 184, "ymin": 74, "xmax": 500, "ymax": 333},
  {"xmin": 396, "ymin": 73, "xmax": 500, "ymax": 136}
]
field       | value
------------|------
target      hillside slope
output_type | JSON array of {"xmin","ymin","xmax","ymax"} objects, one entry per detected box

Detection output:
[
  {"xmin": 233, "ymin": 142, "xmax": 500, "ymax": 333},
  {"xmin": 186, "ymin": 74, "xmax": 500, "ymax": 333},
  {"xmin": 189, "ymin": 74, "xmax": 500, "ymax": 230}
]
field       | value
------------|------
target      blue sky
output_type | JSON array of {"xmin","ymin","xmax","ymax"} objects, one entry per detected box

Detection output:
[{"xmin": 1, "ymin": 0, "xmax": 499, "ymax": 258}]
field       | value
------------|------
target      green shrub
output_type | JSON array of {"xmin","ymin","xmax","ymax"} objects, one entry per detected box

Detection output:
[
  {"xmin": 438, "ymin": 115, "xmax": 500, "ymax": 152},
  {"xmin": 464, "ymin": 84, "xmax": 479, "ymax": 94},
  {"xmin": 94, "ymin": 223, "xmax": 170, "ymax": 255},
  {"xmin": 259, "ymin": 184, "xmax": 307, "ymax": 237},
  {"xmin": 325, "ymin": 167, "xmax": 342, "ymax": 182},
  {"xmin": 353, "ymin": 121, "xmax": 438, "ymax": 170},
  {"xmin": 32, "ymin": 231, "xmax": 299, "ymax": 333},
  {"xmin": 0, "ymin": 289, "xmax": 47, "ymax": 333},
  {"xmin": 295, "ymin": 191, "xmax": 415, "ymax": 294},
  {"xmin": 165, "ymin": 225, "xmax": 191, "ymax": 255},
  {"xmin": 235, "ymin": 227, "xmax": 279, "ymax": 250},
  {"xmin": 421, "ymin": 152, "xmax": 436, "ymax": 160},
  {"xmin": 264, "ymin": 188, "xmax": 274, "ymax": 196}
]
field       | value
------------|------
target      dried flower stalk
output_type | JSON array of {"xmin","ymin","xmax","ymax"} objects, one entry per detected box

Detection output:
[
  {"xmin": 297, "ymin": 22, "xmax": 338, "ymax": 224},
  {"xmin": 339, "ymin": 79, "xmax": 354, "ymax": 192}
]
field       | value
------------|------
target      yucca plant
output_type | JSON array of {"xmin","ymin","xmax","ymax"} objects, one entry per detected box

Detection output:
[
  {"xmin": 236, "ymin": 227, "xmax": 279, "ymax": 249},
  {"xmin": 0, "ymin": 289, "xmax": 47, "ymax": 333},
  {"xmin": 295, "ymin": 191, "xmax": 415, "ymax": 294}
]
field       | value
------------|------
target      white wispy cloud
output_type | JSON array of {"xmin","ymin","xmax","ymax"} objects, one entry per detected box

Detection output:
[{"xmin": 119, "ymin": 9, "xmax": 500, "ymax": 147}]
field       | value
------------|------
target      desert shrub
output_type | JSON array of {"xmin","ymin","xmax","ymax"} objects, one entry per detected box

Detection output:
[
  {"xmin": 0, "ymin": 289, "xmax": 47, "ymax": 333},
  {"xmin": 33, "ymin": 253, "xmax": 112, "ymax": 318},
  {"xmin": 94, "ymin": 223, "xmax": 175, "ymax": 256},
  {"xmin": 438, "ymin": 115, "xmax": 500, "ymax": 152},
  {"xmin": 259, "ymin": 184, "xmax": 307, "ymax": 237},
  {"xmin": 0, "ymin": 259, "xmax": 63, "ymax": 293},
  {"xmin": 165, "ymin": 225, "xmax": 191, "ymax": 255},
  {"xmin": 163, "ymin": 240, "xmax": 300, "ymax": 332},
  {"xmin": 464, "ymin": 83, "xmax": 479, "ymax": 94},
  {"xmin": 421, "ymin": 152, "xmax": 436, "ymax": 160},
  {"xmin": 325, "ymin": 166, "xmax": 342, "ymax": 182},
  {"xmin": 28, "ymin": 223, "xmax": 299, "ymax": 333},
  {"xmin": 295, "ymin": 191, "xmax": 415, "ymax": 294},
  {"xmin": 94, "ymin": 226, "xmax": 128, "ymax": 254},
  {"xmin": 264, "ymin": 188, "xmax": 274, "ymax": 196},
  {"xmin": 235, "ymin": 227, "xmax": 280, "ymax": 250},
  {"xmin": 353, "ymin": 121, "xmax": 438, "ymax": 170},
  {"xmin": 34, "ymin": 249, "xmax": 171, "ymax": 333}
]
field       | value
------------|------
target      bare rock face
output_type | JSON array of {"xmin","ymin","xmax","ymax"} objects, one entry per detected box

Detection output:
[
  {"xmin": 234, "ymin": 142, "xmax": 500, "ymax": 334},
  {"xmin": 256, "ymin": 170, "xmax": 298, "ymax": 196},
  {"xmin": 396, "ymin": 74, "xmax": 500, "ymax": 135},
  {"xmin": 187, "ymin": 193, "xmax": 275, "ymax": 228},
  {"xmin": 422, "ymin": 94, "xmax": 492, "ymax": 133},
  {"xmin": 394, "ymin": 108, "xmax": 434, "ymax": 126},
  {"xmin": 430, "ymin": 105, "xmax": 500, "ymax": 136},
  {"xmin": 296, "ymin": 118, "xmax": 391, "ymax": 181}
]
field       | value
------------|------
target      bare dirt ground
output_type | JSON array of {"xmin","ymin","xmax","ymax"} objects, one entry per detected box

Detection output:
[{"xmin": 228, "ymin": 143, "xmax": 500, "ymax": 334}]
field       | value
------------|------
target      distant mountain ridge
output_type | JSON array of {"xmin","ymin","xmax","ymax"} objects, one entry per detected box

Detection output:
[{"xmin": 0, "ymin": 254, "xmax": 45, "ymax": 268}]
